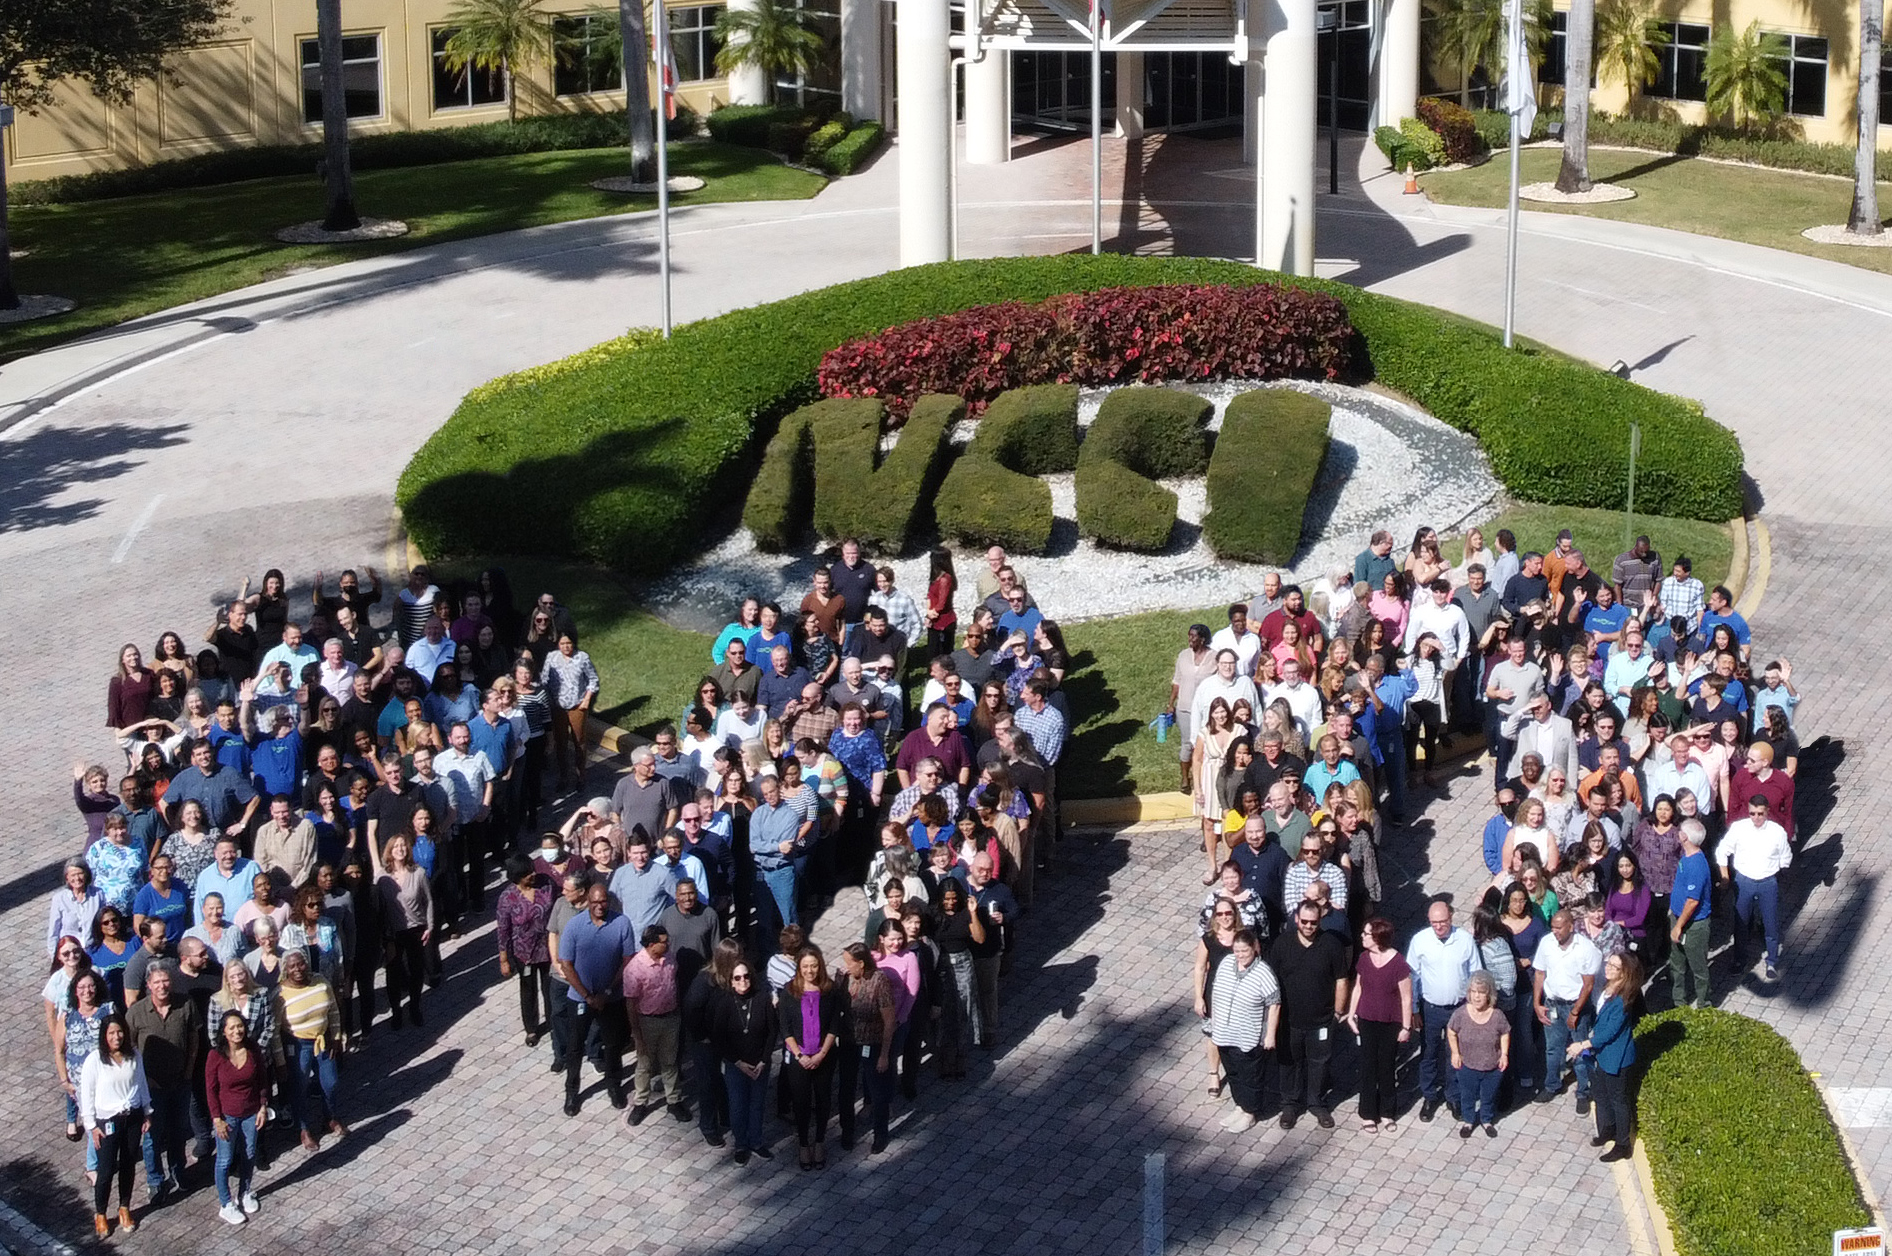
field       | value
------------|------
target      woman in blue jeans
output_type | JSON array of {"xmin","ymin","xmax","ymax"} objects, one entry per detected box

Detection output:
[
  {"xmin": 712, "ymin": 960, "xmax": 777, "ymax": 1165},
  {"xmin": 205, "ymin": 1011, "xmax": 268, "ymax": 1225},
  {"xmin": 1447, "ymin": 972, "xmax": 1510, "ymax": 1137}
]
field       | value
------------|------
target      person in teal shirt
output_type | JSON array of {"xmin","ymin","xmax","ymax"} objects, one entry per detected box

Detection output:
[{"xmin": 1572, "ymin": 951, "xmax": 1641, "ymax": 1163}]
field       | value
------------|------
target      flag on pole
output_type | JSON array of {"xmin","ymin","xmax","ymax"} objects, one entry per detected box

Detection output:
[
  {"xmin": 651, "ymin": 16, "xmax": 678, "ymax": 120},
  {"xmin": 1499, "ymin": 0, "xmax": 1536, "ymax": 134}
]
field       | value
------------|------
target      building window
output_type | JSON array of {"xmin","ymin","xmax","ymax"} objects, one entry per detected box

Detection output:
[
  {"xmin": 1768, "ymin": 33, "xmax": 1826, "ymax": 117},
  {"xmin": 432, "ymin": 28, "xmax": 510, "ymax": 110},
  {"xmin": 1648, "ymin": 22, "xmax": 1707, "ymax": 101},
  {"xmin": 770, "ymin": 0, "xmax": 841, "ymax": 105},
  {"xmin": 554, "ymin": 13, "xmax": 624, "ymax": 96},
  {"xmin": 670, "ymin": 6, "xmax": 726, "ymax": 82},
  {"xmin": 300, "ymin": 34, "xmax": 383, "ymax": 124},
  {"xmin": 1539, "ymin": 11, "xmax": 1566, "ymax": 87}
]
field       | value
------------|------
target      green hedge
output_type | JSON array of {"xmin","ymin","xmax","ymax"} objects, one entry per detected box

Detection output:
[
  {"xmin": 13, "ymin": 109, "xmax": 698, "ymax": 207},
  {"xmin": 1638, "ymin": 1008, "xmax": 1870, "ymax": 1256},
  {"xmin": 706, "ymin": 104, "xmax": 813, "ymax": 148},
  {"xmin": 1375, "ymin": 125, "xmax": 1434, "ymax": 174},
  {"xmin": 1074, "ymin": 459, "xmax": 1178, "ymax": 551},
  {"xmin": 816, "ymin": 123, "xmax": 887, "ymax": 176},
  {"xmin": 1205, "ymin": 389, "xmax": 1331, "ymax": 563},
  {"xmin": 970, "ymin": 384, "xmax": 1081, "ymax": 474},
  {"xmin": 1072, "ymin": 388, "xmax": 1208, "ymax": 552},
  {"xmin": 399, "ymin": 256, "xmax": 1743, "ymax": 575},
  {"xmin": 804, "ymin": 118, "xmax": 850, "ymax": 160},
  {"xmin": 1468, "ymin": 106, "xmax": 1892, "ymax": 182},
  {"xmin": 935, "ymin": 456, "xmax": 1056, "ymax": 553}
]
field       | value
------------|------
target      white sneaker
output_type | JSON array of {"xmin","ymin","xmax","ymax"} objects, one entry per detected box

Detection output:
[
  {"xmin": 219, "ymin": 1203, "xmax": 247, "ymax": 1226},
  {"xmin": 240, "ymin": 1190, "xmax": 260, "ymax": 1215},
  {"xmin": 1220, "ymin": 1110, "xmax": 1258, "ymax": 1133}
]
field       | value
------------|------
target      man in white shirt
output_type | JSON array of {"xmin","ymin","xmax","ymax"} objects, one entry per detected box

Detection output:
[
  {"xmin": 406, "ymin": 618, "xmax": 456, "ymax": 686},
  {"xmin": 1718, "ymin": 795, "xmax": 1793, "ymax": 979},
  {"xmin": 435, "ymin": 721, "xmax": 497, "ymax": 914},
  {"xmin": 1264, "ymin": 660, "xmax": 1324, "ymax": 744},
  {"xmin": 1190, "ymin": 649, "xmax": 1259, "ymax": 734},
  {"xmin": 1532, "ymin": 910, "xmax": 1602, "ymax": 1110},
  {"xmin": 1602, "ymin": 627, "xmax": 1653, "ymax": 719},
  {"xmin": 1406, "ymin": 899, "xmax": 1477, "ymax": 1122},
  {"xmin": 1403, "ymin": 580, "xmax": 1470, "ymax": 719},
  {"xmin": 1209, "ymin": 604, "xmax": 1264, "ymax": 680},
  {"xmin": 1645, "ymin": 733, "xmax": 1714, "ymax": 815},
  {"xmin": 315, "ymin": 637, "xmax": 359, "ymax": 703},
  {"xmin": 1483, "ymin": 635, "xmax": 1543, "ymax": 782}
]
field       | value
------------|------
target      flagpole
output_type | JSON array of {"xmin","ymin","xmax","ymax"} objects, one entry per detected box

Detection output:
[
  {"xmin": 1090, "ymin": 0, "xmax": 1102, "ymax": 254},
  {"xmin": 654, "ymin": 0, "xmax": 673, "ymax": 338},
  {"xmin": 1501, "ymin": 0, "xmax": 1521, "ymax": 348}
]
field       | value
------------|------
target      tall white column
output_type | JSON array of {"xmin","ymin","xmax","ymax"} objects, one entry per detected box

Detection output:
[
  {"xmin": 1115, "ymin": 49, "xmax": 1145, "ymax": 138},
  {"xmin": 1259, "ymin": 0, "xmax": 1316, "ymax": 275},
  {"xmin": 724, "ymin": 0, "xmax": 769, "ymax": 104},
  {"xmin": 1242, "ymin": 52, "xmax": 1263, "ymax": 163},
  {"xmin": 897, "ymin": 0, "xmax": 952, "ymax": 264},
  {"xmin": 841, "ymin": 0, "xmax": 884, "ymax": 119},
  {"xmin": 1380, "ymin": 0, "xmax": 1420, "ymax": 125},
  {"xmin": 965, "ymin": 45, "xmax": 1011, "ymax": 162}
]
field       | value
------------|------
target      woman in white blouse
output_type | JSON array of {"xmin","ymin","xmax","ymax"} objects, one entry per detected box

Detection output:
[{"xmin": 79, "ymin": 1014, "xmax": 149, "ymax": 1237}]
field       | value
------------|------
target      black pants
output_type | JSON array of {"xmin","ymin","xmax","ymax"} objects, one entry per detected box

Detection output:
[
  {"xmin": 1357, "ymin": 1019, "xmax": 1401, "ymax": 1122},
  {"xmin": 1221, "ymin": 1043, "xmax": 1269, "ymax": 1117},
  {"xmin": 353, "ymin": 946, "xmax": 379, "ymax": 1036},
  {"xmin": 836, "ymin": 1042, "xmax": 892, "ymax": 1143},
  {"xmin": 519, "ymin": 739, "xmax": 547, "ymax": 831},
  {"xmin": 690, "ymin": 1039, "xmax": 728, "ymax": 1136},
  {"xmin": 566, "ymin": 998, "xmax": 628, "ymax": 1101},
  {"xmin": 549, "ymin": 981, "xmax": 577, "ymax": 1068},
  {"xmin": 385, "ymin": 927, "xmax": 426, "ymax": 1025},
  {"xmin": 899, "ymin": 1015, "xmax": 925, "ymax": 1099},
  {"xmin": 1593, "ymin": 1066, "xmax": 1635, "ymax": 1146},
  {"xmin": 1407, "ymin": 700, "xmax": 1445, "ymax": 774},
  {"xmin": 515, "ymin": 961, "xmax": 553, "ymax": 1037},
  {"xmin": 93, "ymin": 1106, "xmax": 144, "ymax": 1214},
  {"xmin": 1277, "ymin": 1018, "xmax": 1336, "ymax": 1114},
  {"xmin": 782, "ymin": 1055, "xmax": 835, "ymax": 1146},
  {"xmin": 927, "ymin": 627, "xmax": 954, "ymax": 659},
  {"xmin": 459, "ymin": 820, "xmax": 491, "ymax": 912}
]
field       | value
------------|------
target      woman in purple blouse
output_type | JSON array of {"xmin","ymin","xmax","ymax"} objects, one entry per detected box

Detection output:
[{"xmin": 495, "ymin": 857, "xmax": 557, "ymax": 1048}]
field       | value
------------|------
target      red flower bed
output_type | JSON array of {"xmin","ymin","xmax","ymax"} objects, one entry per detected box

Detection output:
[{"xmin": 816, "ymin": 283, "xmax": 1355, "ymax": 422}]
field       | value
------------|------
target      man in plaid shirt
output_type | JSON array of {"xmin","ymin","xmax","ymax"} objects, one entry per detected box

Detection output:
[{"xmin": 1657, "ymin": 556, "xmax": 1705, "ymax": 631}]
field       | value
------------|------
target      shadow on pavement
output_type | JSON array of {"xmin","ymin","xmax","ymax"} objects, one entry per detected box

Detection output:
[{"xmin": 0, "ymin": 422, "xmax": 191, "ymax": 536}]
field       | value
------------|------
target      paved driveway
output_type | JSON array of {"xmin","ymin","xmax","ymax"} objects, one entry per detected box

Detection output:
[{"xmin": 2, "ymin": 132, "xmax": 1886, "ymax": 1253}]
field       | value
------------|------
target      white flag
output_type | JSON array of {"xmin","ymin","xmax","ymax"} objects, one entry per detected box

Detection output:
[{"xmin": 1499, "ymin": 0, "xmax": 1536, "ymax": 134}]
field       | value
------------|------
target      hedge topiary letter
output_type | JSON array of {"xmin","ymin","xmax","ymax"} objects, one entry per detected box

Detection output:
[
  {"xmin": 1074, "ymin": 386, "xmax": 1210, "ymax": 551},
  {"xmin": 935, "ymin": 384, "xmax": 1078, "ymax": 554},
  {"xmin": 1204, "ymin": 388, "xmax": 1331, "ymax": 563}
]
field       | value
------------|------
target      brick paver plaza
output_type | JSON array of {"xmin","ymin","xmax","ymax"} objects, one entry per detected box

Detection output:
[{"xmin": 1, "ymin": 134, "xmax": 1887, "ymax": 1253}]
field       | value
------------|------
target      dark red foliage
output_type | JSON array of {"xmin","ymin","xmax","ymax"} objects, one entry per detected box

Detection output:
[{"xmin": 816, "ymin": 283, "xmax": 1355, "ymax": 423}]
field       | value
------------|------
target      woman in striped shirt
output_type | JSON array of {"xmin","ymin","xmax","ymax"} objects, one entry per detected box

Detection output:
[
  {"xmin": 277, "ymin": 950, "xmax": 346, "ymax": 1150},
  {"xmin": 540, "ymin": 635, "xmax": 599, "ymax": 792},
  {"xmin": 1209, "ymin": 930, "xmax": 1280, "ymax": 1134}
]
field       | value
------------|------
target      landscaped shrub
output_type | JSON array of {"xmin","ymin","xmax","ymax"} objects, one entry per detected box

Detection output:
[
  {"xmin": 11, "ymin": 109, "xmax": 698, "ymax": 206},
  {"xmin": 1074, "ymin": 459, "xmax": 1178, "ymax": 551},
  {"xmin": 935, "ymin": 457, "xmax": 1056, "ymax": 554},
  {"xmin": 817, "ymin": 283, "xmax": 1354, "ymax": 420},
  {"xmin": 1399, "ymin": 117, "xmax": 1448, "ymax": 167},
  {"xmin": 804, "ymin": 119, "xmax": 850, "ymax": 160},
  {"xmin": 1468, "ymin": 107, "xmax": 1892, "ymax": 180},
  {"xmin": 1415, "ymin": 98, "xmax": 1485, "ymax": 164},
  {"xmin": 741, "ymin": 408, "xmax": 815, "ymax": 551},
  {"xmin": 1204, "ymin": 388, "xmax": 1331, "ymax": 563},
  {"xmin": 706, "ymin": 104, "xmax": 811, "ymax": 149},
  {"xmin": 840, "ymin": 394, "xmax": 962, "ymax": 552},
  {"xmin": 969, "ymin": 384, "xmax": 1081, "ymax": 474},
  {"xmin": 1084, "ymin": 387, "xmax": 1211, "ymax": 478},
  {"xmin": 1637, "ymin": 1007, "xmax": 1870, "ymax": 1256},
  {"xmin": 1375, "ymin": 125, "xmax": 1432, "ymax": 173},
  {"xmin": 815, "ymin": 122, "xmax": 887, "ymax": 175},
  {"xmin": 400, "ymin": 256, "xmax": 1742, "ymax": 576},
  {"xmin": 766, "ymin": 117, "xmax": 819, "ymax": 158}
]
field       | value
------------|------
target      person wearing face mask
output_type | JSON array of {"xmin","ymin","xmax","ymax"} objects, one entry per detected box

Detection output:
[{"xmin": 495, "ymin": 856, "xmax": 557, "ymax": 1049}]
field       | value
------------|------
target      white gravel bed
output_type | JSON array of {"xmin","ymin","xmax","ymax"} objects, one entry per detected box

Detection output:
[
  {"xmin": 1801, "ymin": 224, "xmax": 1892, "ymax": 248},
  {"xmin": 1518, "ymin": 181, "xmax": 1636, "ymax": 204},
  {"xmin": 642, "ymin": 379, "xmax": 1502, "ymax": 631}
]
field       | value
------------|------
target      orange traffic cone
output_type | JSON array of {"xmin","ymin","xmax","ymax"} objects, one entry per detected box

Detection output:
[{"xmin": 1403, "ymin": 162, "xmax": 1419, "ymax": 195}]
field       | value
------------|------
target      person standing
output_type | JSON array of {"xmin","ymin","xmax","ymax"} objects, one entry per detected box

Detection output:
[
  {"xmin": 204, "ymin": 1010, "xmax": 267, "ymax": 1226},
  {"xmin": 1447, "ymin": 972, "xmax": 1510, "ymax": 1138},
  {"xmin": 623, "ymin": 925, "xmax": 690, "ymax": 1126},
  {"xmin": 834, "ymin": 942, "xmax": 897, "ymax": 1153},
  {"xmin": 495, "ymin": 857, "xmax": 557, "ymax": 1047},
  {"xmin": 556, "ymin": 881, "xmax": 635, "ymax": 1116},
  {"xmin": 1169, "ymin": 625, "xmax": 1218, "ymax": 792},
  {"xmin": 1569, "ymin": 952, "xmax": 1643, "ymax": 1162},
  {"xmin": 713, "ymin": 959, "xmax": 778, "ymax": 1165},
  {"xmin": 1209, "ymin": 929, "xmax": 1281, "ymax": 1134},
  {"xmin": 776, "ymin": 945, "xmax": 842, "ymax": 1169},
  {"xmin": 1718, "ymin": 795, "xmax": 1793, "ymax": 981},
  {"xmin": 124, "ymin": 962, "xmax": 201, "ymax": 1206},
  {"xmin": 1406, "ymin": 898, "xmax": 1476, "ymax": 1123},
  {"xmin": 1668, "ymin": 820, "xmax": 1713, "ymax": 1007},
  {"xmin": 1345, "ymin": 918, "xmax": 1411, "ymax": 1131},
  {"xmin": 1268, "ymin": 901, "xmax": 1350, "ymax": 1129},
  {"xmin": 79, "ymin": 1014, "xmax": 149, "ymax": 1237},
  {"xmin": 1532, "ymin": 909, "xmax": 1602, "ymax": 1111}
]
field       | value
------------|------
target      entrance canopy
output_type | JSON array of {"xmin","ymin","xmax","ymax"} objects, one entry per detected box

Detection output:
[{"xmin": 975, "ymin": 0, "xmax": 1246, "ymax": 52}]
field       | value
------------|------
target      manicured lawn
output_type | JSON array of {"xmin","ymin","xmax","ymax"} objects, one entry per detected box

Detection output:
[
  {"xmin": 441, "ymin": 506, "xmax": 1731, "ymax": 796},
  {"xmin": 1459, "ymin": 503, "xmax": 1733, "ymax": 589},
  {"xmin": 1420, "ymin": 147, "xmax": 1892, "ymax": 276},
  {"xmin": 3, "ymin": 140, "xmax": 825, "ymax": 360}
]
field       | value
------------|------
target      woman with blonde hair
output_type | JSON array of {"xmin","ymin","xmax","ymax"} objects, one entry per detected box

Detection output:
[
  {"xmin": 375, "ymin": 833, "xmax": 433, "ymax": 1030},
  {"xmin": 1193, "ymin": 698, "xmax": 1241, "ymax": 886}
]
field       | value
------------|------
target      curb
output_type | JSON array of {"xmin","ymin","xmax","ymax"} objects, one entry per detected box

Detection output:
[
  {"xmin": 1735, "ymin": 515, "xmax": 1771, "ymax": 621},
  {"xmin": 1630, "ymin": 1139, "xmax": 1681, "ymax": 1256},
  {"xmin": 1812, "ymin": 1077, "xmax": 1892, "ymax": 1233},
  {"xmin": 1725, "ymin": 514, "xmax": 1749, "ymax": 608}
]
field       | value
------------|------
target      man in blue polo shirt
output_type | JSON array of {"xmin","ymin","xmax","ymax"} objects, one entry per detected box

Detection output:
[
  {"xmin": 748, "ymin": 774, "xmax": 804, "ymax": 935},
  {"xmin": 165, "ymin": 739, "xmax": 258, "ymax": 836},
  {"xmin": 1668, "ymin": 820, "xmax": 1713, "ymax": 1008},
  {"xmin": 192, "ymin": 836, "xmax": 263, "ymax": 923},
  {"xmin": 557, "ymin": 879, "xmax": 635, "ymax": 1116},
  {"xmin": 468, "ymin": 687, "xmax": 516, "ymax": 846},
  {"xmin": 1697, "ymin": 585, "xmax": 1751, "ymax": 662}
]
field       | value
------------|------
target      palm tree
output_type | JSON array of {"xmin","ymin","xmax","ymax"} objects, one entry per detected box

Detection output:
[
  {"xmin": 1851, "ymin": 0, "xmax": 1883, "ymax": 235},
  {"xmin": 714, "ymin": 0, "xmax": 826, "ymax": 106},
  {"xmin": 1427, "ymin": 0, "xmax": 1509, "ymax": 106},
  {"xmin": 619, "ymin": 0, "xmax": 657, "ymax": 181},
  {"xmin": 1704, "ymin": 20, "xmax": 1789, "ymax": 130},
  {"xmin": 1554, "ymin": 0, "xmax": 1596, "ymax": 192},
  {"xmin": 315, "ymin": 0, "xmax": 360, "ymax": 230},
  {"xmin": 1595, "ymin": 0, "xmax": 1668, "ymax": 105},
  {"xmin": 440, "ymin": 0, "xmax": 555, "ymax": 124}
]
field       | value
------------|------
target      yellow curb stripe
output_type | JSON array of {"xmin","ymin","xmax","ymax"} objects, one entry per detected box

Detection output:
[
  {"xmin": 1630, "ymin": 1140, "xmax": 1680, "ymax": 1256},
  {"xmin": 1735, "ymin": 515, "xmax": 1770, "ymax": 622},
  {"xmin": 1725, "ymin": 515, "xmax": 1749, "ymax": 608}
]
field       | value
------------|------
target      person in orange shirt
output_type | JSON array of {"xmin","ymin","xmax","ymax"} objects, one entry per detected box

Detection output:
[{"xmin": 1580, "ymin": 745, "xmax": 1642, "ymax": 813}]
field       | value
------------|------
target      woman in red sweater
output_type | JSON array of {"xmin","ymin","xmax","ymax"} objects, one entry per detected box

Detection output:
[{"xmin": 205, "ymin": 1010, "xmax": 269, "ymax": 1226}]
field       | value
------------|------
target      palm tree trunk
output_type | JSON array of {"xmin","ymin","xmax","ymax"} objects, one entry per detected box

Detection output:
[
  {"xmin": 1555, "ymin": 0, "xmax": 1594, "ymax": 192},
  {"xmin": 317, "ymin": 0, "xmax": 361, "ymax": 231},
  {"xmin": 0, "ymin": 156, "xmax": 18, "ymax": 310},
  {"xmin": 505, "ymin": 55, "xmax": 518, "ymax": 124},
  {"xmin": 1851, "ymin": 0, "xmax": 1884, "ymax": 235},
  {"xmin": 620, "ymin": 0, "xmax": 657, "ymax": 182}
]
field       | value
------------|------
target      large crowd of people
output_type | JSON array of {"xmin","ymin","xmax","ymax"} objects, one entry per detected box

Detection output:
[
  {"xmin": 1183, "ymin": 526, "xmax": 1801, "ymax": 1147},
  {"xmin": 47, "ymin": 543, "xmax": 1067, "ymax": 1234}
]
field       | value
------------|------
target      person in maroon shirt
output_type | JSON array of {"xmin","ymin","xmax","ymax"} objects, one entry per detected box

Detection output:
[
  {"xmin": 894, "ymin": 704, "xmax": 972, "ymax": 789},
  {"xmin": 1255, "ymin": 589, "xmax": 1325, "ymax": 658},
  {"xmin": 1729, "ymin": 742, "xmax": 1796, "ymax": 841}
]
